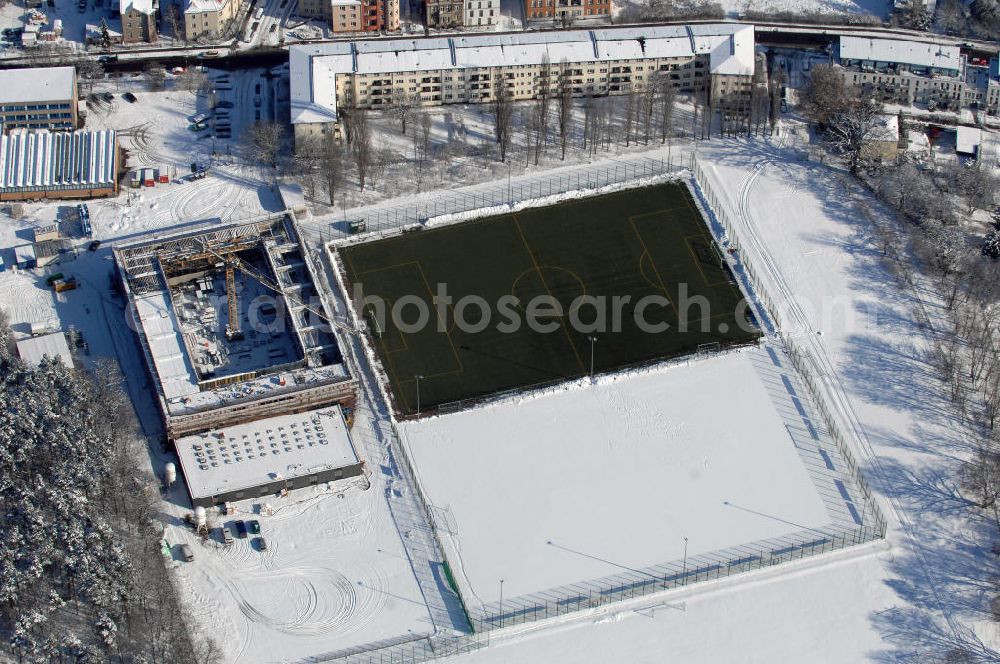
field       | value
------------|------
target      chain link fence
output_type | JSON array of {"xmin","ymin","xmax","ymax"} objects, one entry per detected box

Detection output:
[
  {"xmin": 324, "ymin": 156, "xmax": 683, "ymax": 238},
  {"xmin": 691, "ymin": 154, "xmax": 888, "ymax": 539}
]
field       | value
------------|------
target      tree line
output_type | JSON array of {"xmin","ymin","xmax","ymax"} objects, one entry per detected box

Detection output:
[{"xmin": 0, "ymin": 316, "xmax": 219, "ymax": 664}]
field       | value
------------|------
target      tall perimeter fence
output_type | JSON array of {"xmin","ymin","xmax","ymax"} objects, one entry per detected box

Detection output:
[
  {"xmin": 325, "ymin": 156, "xmax": 684, "ymax": 237},
  {"xmin": 690, "ymin": 154, "xmax": 888, "ymax": 542},
  {"xmin": 320, "ymin": 155, "xmax": 888, "ymax": 664}
]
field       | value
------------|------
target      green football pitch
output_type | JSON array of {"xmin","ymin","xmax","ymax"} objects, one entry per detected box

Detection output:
[{"xmin": 338, "ymin": 181, "xmax": 760, "ymax": 416}]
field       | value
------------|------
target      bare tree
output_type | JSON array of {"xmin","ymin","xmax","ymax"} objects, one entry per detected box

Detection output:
[
  {"xmin": 243, "ymin": 121, "xmax": 286, "ymax": 173},
  {"xmin": 654, "ymin": 73, "xmax": 675, "ymax": 146},
  {"xmin": 534, "ymin": 53, "xmax": 552, "ymax": 165},
  {"xmin": 321, "ymin": 132, "xmax": 342, "ymax": 205},
  {"xmin": 75, "ymin": 59, "xmax": 104, "ymax": 90},
  {"xmin": 292, "ymin": 134, "xmax": 323, "ymax": 200},
  {"xmin": 954, "ymin": 163, "xmax": 999, "ymax": 214},
  {"xmin": 769, "ymin": 66, "xmax": 786, "ymax": 133},
  {"xmin": 750, "ymin": 65, "xmax": 769, "ymax": 137},
  {"xmin": 623, "ymin": 87, "xmax": 637, "ymax": 147},
  {"xmin": 492, "ymin": 74, "xmax": 514, "ymax": 163},
  {"xmin": 557, "ymin": 60, "xmax": 573, "ymax": 161},
  {"xmin": 823, "ymin": 98, "xmax": 884, "ymax": 175},
  {"xmin": 144, "ymin": 63, "xmax": 167, "ymax": 92},
  {"xmin": 390, "ymin": 87, "xmax": 416, "ymax": 134},
  {"xmin": 175, "ymin": 68, "xmax": 208, "ymax": 95},
  {"xmin": 352, "ymin": 110, "xmax": 372, "ymax": 190},
  {"xmin": 802, "ymin": 63, "xmax": 854, "ymax": 127}
]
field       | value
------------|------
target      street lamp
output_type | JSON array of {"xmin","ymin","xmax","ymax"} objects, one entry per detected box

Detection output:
[
  {"xmin": 507, "ymin": 161, "xmax": 513, "ymax": 206},
  {"xmin": 682, "ymin": 536, "xmax": 689, "ymax": 586},
  {"xmin": 499, "ymin": 578, "xmax": 505, "ymax": 628},
  {"xmin": 588, "ymin": 336, "xmax": 597, "ymax": 379},
  {"xmin": 414, "ymin": 374, "xmax": 423, "ymax": 415}
]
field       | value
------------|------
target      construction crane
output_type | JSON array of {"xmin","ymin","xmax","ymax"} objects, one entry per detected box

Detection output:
[
  {"xmin": 224, "ymin": 264, "xmax": 243, "ymax": 341},
  {"xmin": 195, "ymin": 239, "xmax": 357, "ymax": 337}
]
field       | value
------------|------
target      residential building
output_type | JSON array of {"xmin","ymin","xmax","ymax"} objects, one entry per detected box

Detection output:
[
  {"xmin": 289, "ymin": 25, "xmax": 755, "ymax": 144},
  {"xmin": 0, "ymin": 130, "xmax": 120, "ymax": 201},
  {"xmin": 524, "ymin": 0, "xmax": 609, "ymax": 21},
  {"xmin": 0, "ymin": 67, "xmax": 78, "ymax": 133},
  {"xmin": 120, "ymin": 0, "xmax": 159, "ymax": 43},
  {"xmin": 463, "ymin": 0, "xmax": 498, "ymax": 26},
  {"xmin": 425, "ymin": 0, "xmax": 463, "ymax": 28},
  {"xmin": 331, "ymin": 0, "xmax": 362, "ymax": 31},
  {"xmin": 184, "ymin": 0, "xmax": 237, "ymax": 39},
  {"xmin": 836, "ymin": 36, "xmax": 976, "ymax": 112},
  {"xmin": 360, "ymin": 0, "xmax": 398, "ymax": 31},
  {"xmin": 300, "ymin": 0, "xmax": 363, "ymax": 31}
]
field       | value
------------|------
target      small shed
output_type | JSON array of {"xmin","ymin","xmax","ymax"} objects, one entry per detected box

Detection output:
[
  {"xmin": 33, "ymin": 223, "xmax": 59, "ymax": 243},
  {"xmin": 869, "ymin": 114, "xmax": 901, "ymax": 161},
  {"xmin": 14, "ymin": 244, "xmax": 35, "ymax": 269},
  {"xmin": 956, "ymin": 126, "xmax": 982, "ymax": 157}
]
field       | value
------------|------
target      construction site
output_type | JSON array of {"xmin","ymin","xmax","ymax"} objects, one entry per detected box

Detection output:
[{"xmin": 114, "ymin": 213, "xmax": 358, "ymax": 443}]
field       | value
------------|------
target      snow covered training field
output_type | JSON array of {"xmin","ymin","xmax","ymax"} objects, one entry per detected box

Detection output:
[{"xmin": 401, "ymin": 341, "xmax": 872, "ymax": 624}]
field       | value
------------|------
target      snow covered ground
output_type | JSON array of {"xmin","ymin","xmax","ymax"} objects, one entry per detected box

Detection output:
[{"xmin": 161, "ymin": 474, "xmax": 433, "ymax": 662}]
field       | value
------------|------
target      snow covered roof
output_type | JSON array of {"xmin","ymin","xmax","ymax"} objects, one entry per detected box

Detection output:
[
  {"xmin": 290, "ymin": 44, "xmax": 349, "ymax": 125},
  {"xmin": 0, "ymin": 130, "xmax": 117, "ymax": 193},
  {"xmin": 0, "ymin": 66, "xmax": 75, "ymax": 104},
  {"xmin": 870, "ymin": 114, "xmax": 899, "ymax": 143},
  {"xmin": 184, "ymin": 0, "xmax": 228, "ymax": 14},
  {"xmin": 956, "ymin": 125, "xmax": 981, "ymax": 155},
  {"xmin": 838, "ymin": 36, "xmax": 961, "ymax": 73},
  {"xmin": 16, "ymin": 332, "xmax": 72, "ymax": 367},
  {"xmin": 14, "ymin": 244, "xmax": 35, "ymax": 263},
  {"xmin": 134, "ymin": 292, "xmax": 200, "ymax": 401},
  {"xmin": 120, "ymin": 0, "xmax": 155, "ymax": 14},
  {"xmin": 174, "ymin": 405, "xmax": 359, "ymax": 502},
  {"xmin": 289, "ymin": 24, "xmax": 756, "ymax": 125}
]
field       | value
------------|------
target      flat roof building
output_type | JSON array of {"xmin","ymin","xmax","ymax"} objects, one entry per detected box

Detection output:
[
  {"xmin": 174, "ymin": 405, "xmax": 364, "ymax": 507},
  {"xmin": 0, "ymin": 129, "xmax": 120, "ymax": 201},
  {"xmin": 0, "ymin": 66, "xmax": 78, "ymax": 133},
  {"xmin": 838, "ymin": 36, "xmax": 961, "ymax": 77},
  {"xmin": 16, "ymin": 331, "xmax": 73, "ymax": 367}
]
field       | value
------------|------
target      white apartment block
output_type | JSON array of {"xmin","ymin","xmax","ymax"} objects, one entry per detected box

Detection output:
[{"xmin": 289, "ymin": 24, "xmax": 755, "ymax": 144}]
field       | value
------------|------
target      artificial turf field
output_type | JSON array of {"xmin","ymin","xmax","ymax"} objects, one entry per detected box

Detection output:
[{"xmin": 339, "ymin": 182, "xmax": 760, "ymax": 416}]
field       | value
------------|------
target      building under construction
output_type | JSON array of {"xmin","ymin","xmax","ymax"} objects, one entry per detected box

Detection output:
[{"xmin": 114, "ymin": 214, "xmax": 358, "ymax": 441}]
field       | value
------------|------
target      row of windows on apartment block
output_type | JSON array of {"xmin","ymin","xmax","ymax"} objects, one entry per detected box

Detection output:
[
  {"xmin": 0, "ymin": 103, "xmax": 71, "ymax": 112},
  {"xmin": 355, "ymin": 80, "xmax": 697, "ymax": 103},
  {"xmin": 2, "ymin": 113, "xmax": 73, "ymax": 121},
  {"xmin": 528, "ymin": 0, "xmax": 607, "ymax": 5},
  {"xmin": 850, "ymin": 73, "xmax": 965, "ymax": 91},
  {"xmin": 350, "ymin": 61, "xmax": 703, "ymax": 88}
]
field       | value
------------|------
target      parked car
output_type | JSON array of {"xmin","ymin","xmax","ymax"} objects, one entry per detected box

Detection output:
[
  {"xmin": 88, "ymin": 240, "xmax": 101, "ymax": 252},
  {"xmin": 253, "ymin": 536, "xmax": 267, "ymax": 551},
  {"xmin": 98, "ymin": 54, "xmax": 117, "ymax": 63},
  {"xmin": 248, "ymin": 519, "xmax": 261, "ymax": 534},
  {"xmin": 235, "ymin": 520, "xmax": 248, "ymax": 538},
  {"xmin": 122, "ymin": 92, "xmax": 137, "ymax": 103},
  {"xmin": 221, "ymin": 526, "xmax": 234, "ymax": 547},
  {"xmin": 180, "ymin": 544, "xmax": 195, "ymax": 561},
  {"xmin": 101, "ymin": 92, "xmax": 114, "ymax": 102}
]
